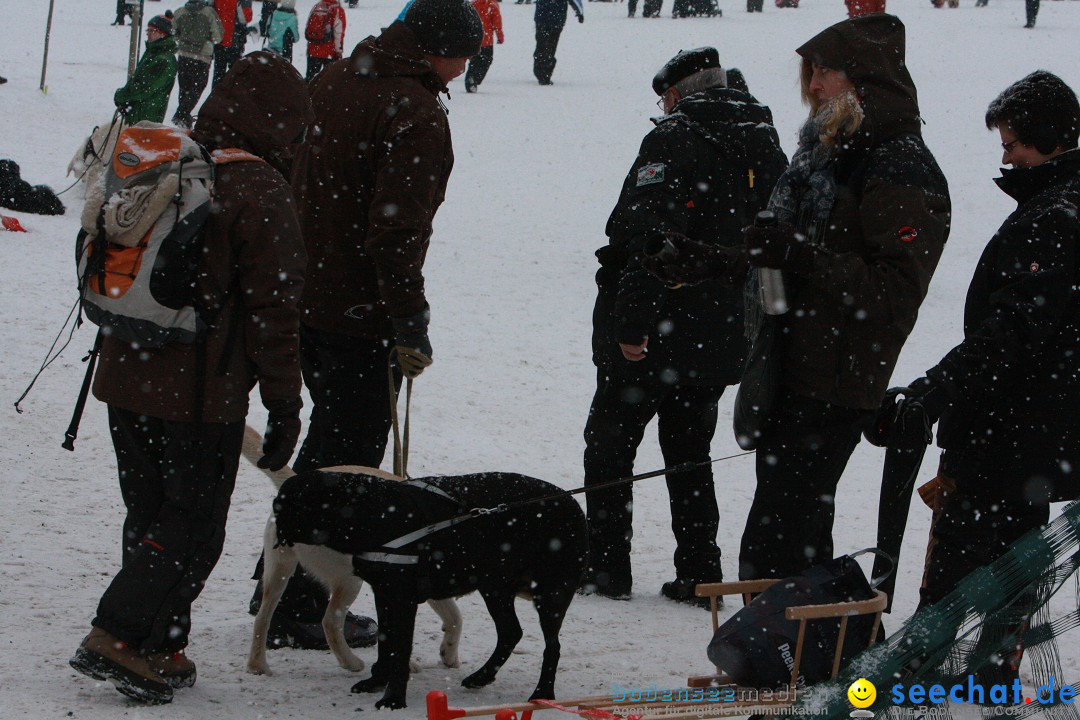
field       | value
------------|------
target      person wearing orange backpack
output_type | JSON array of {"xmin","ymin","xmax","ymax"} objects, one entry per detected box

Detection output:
[
  {"xmin": 68, "ymin": 52, "xmax": 313, "ymax": 705},
  {"xmin": 465, "ymin": 0, "xmax": 503, "ymax": 93},
  {"xmin": 305, "ymin": 0, "xmax": 346, "ymax": 81}
]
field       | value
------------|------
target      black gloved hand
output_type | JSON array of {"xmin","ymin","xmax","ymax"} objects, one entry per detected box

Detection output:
[
  {"xmin": 392, "ymin": 306, "xmax": 433, "ymax": 379},
  {"xmin": 641, "ymin": 231, "xmax": 726, "ymax": 287},
  {"xmin": 865, "ymin": 377, "xmax": 946, "ymax": 449},
  {"xmin": 258, "ymin": 398, "xmax": 302, "ymax": 471},
  {"xmin": 864, "ymin": 386, "xmax": 907, "ymax": 448},
  {"xmin": 116, "ymin": 102, "xmax": 133, "ymax": 117},
  {"xmin": 898, "ymin": 376, "xmax": 950, "ymax": 425},
  {"xmin": 743, "ymin": 220, "xmax": 815, "ymax": 272}
]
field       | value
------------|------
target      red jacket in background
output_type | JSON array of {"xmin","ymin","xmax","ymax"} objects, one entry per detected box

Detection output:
[
  {"xmin": 214, "ymin": 0, "xmax": 253, "ymax": 47},
  {"xmin": 471, "ymin": 0, "xmax": 503, "ymax": 47},
  {"xmin": 306, "ymin": 0, "xmax": 346, "ymax": 60},
  {"xmin": 845, "ymin": 0, "xmax": 886, "ymax": 16}
]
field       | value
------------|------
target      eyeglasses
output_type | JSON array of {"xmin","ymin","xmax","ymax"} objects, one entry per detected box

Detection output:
[
  {"xmin": 656, "ymin": 96, "xmax": 666, "ymax": 110},
  {"xmin": 1001, "ymin": 139, "xmax": 1020, "ymax": 154}
]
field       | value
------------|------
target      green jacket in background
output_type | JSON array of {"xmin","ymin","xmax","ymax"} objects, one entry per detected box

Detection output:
[
  {"xmin": 114, "ymin": 36, "xmax": 178, "ymax": 124},
  {"xmin": 173, "ymin": 0, "xmax": 225, "ymax": 60}
]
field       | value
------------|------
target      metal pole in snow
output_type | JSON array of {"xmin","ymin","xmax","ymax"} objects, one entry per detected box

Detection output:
[{"xmin": 39, "ymin": 0, "xmax": 57, "ymax": 92}]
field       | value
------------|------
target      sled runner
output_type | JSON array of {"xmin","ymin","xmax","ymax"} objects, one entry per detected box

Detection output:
[{"xmin": 425, "ymin": 581, "xmax": 886, "ymax": 720}]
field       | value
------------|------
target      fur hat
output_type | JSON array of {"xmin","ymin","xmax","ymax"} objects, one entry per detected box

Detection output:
[
  {"xmin": 147, "ymin": 11, "xmax": 173, "ymax": 36},
  {"xmin": 652, "ymin": 47, "xmax": 721, "ymax": 96},
  {"xmin": 985, "ymin": 70, "xmax": 1080, "ymax": 153},
  {"xmin": 403, "ymin": 0, "xmax": 483, "ymax": 59}
]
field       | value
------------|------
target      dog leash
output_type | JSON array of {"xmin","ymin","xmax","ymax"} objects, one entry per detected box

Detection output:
[
  {"xmin": 387, "ymin": 355, "xmax": 413, "ymax": 477},
  {"xmin": 485, "ymin": 450, "xmax": 757, "ymax": 516},
  {"xmin": 358, "ymin": 450, "xmax": 758, "ymax": 562}
]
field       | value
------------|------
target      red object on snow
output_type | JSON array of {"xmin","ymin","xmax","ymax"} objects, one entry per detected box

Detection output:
[
  {"xmin": 1, "ymin": 214, "xmax": 27, "ymax": 232},
  {"xmin": 846, "ymin": 0, "xmax": 886, "ymax": 15},
  {"xmin": 427, "ymin": 691, "xmax": 468, "ymax": 720}
]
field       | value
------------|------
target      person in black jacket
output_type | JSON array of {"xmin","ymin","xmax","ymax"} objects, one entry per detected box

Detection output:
[
  {"xmin": 888, "ymin": 71, "xmax": 1080, "ymax": 679},
  {"xmin": 642, "ymin": 16, "xmax": 951, "ymax": 585},
  {"xmin": 579, "ymin": 48, "xmax": 788, "ymax": 603},
  {"xmin": 533, "ymin": 0, "xmax": 582, "ymax": 85}
]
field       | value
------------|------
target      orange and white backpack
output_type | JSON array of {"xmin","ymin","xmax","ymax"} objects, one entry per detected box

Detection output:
[{"xmin": 76, "ymin": 121, "xmax": 259, "ymax": 347}]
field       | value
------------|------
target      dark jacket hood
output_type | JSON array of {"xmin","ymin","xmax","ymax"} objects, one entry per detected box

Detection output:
[
  {"xmin": 192, "ymin": 51, "xmax": 313, "ymax": 167},
  {"xmin": 797, "ymin": 14, "xmax": 921, "ymax": 140},
  {"xmin": 662, "ymin": 86, "xmax": 780, "ymax": 167},
  {"xmin": 995, "ymin": 148, "xmax": 1080, "ymax": 205},
  {"xmin": 348, "ymin": 21, "xmax": 446, "ymax": 96}
]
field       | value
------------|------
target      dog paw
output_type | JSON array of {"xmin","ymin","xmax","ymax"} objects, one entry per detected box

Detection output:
[
  {"xmin": 374, "ymin": 695, "xmax": 407, "ymax": 710},
  {"xmin": 461, "ymin": 668, "xmax": 497, "ymax": 689},
  {"xmin": 246, "ymin": 661, "xmax": 272, "ymax": 676},
  {"xmin": 439, "ymin": 644, "xmax": 461, "ymax": 669},
  {"xmin": 340, "ymin": 654, "xmax": 365, "ymax": 673},
  {"xmin": 350, "ymin": 676, "xmax": 387, "ymax": 694}
]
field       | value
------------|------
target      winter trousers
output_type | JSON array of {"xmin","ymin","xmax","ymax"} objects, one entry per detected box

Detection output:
[
  {"xmin": 213, "ymin": 42, "xmax": 244, "ymax": 86},
  {"xmin": 918, "ymin": 466, "xmax": 1049, "ymax": 685},
  {"xmin": 306, "ymin": 56, "xmax": 335, "ymax": 83},
  {"xmin": 255, "ymin": 326, "xmax": 402, "ymax": 619},
  {"xmin": 93, "ymin": 406, "xmax": 243, "ymax": 653},
  {"xmin": 465, "ymin": 45, "xmax": 494, "ymax": 92},
  {"xmin": 642, "ymin": 0, "xmax": 664, "ymax": 16},
  {"xmin": 174, "ymin": 56, "xmax": 211, "ymax": 128},
  {"xmin": 1025, "ymin": 0, "xmax": 1039, "ymax": 24},
  {"xmin": 533, "ymin": 22, "xmax": 564, "ymax": 85},
  {"xmin": 293, "ymin": 324, "xmax": 402, "ymax": 473},
  {"xmin": 583, "ymin": 371, "xmax": 726, "ymax": 586},
  {"xmin": 738, "ymin": 393, "xmax": 870, "ymax": 581}
]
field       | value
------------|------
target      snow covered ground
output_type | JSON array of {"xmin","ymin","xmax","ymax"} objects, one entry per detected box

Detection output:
[{"xmin": 2, "ymin": 0, "xmax": 1079, "ymax": 717}]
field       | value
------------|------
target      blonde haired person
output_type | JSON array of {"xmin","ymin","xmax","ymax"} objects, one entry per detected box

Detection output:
[{"xmin": 644, "ymin": 14, "xmax": 952, "ymax": 582}]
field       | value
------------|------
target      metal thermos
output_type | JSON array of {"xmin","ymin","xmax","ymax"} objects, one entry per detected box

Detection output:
[{"xmin": 754, "ymin": 210, "xmax": 789, "ymax": 315}]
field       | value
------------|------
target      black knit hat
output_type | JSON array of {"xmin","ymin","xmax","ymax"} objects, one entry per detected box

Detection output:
[
  {"xmin": 147, "ymin": 11, "xmax": 173, "ymax": 36},
  {"xmin": 985, "ymin": 70, "xmax": 1080, "ymax": 154},
  {"xmin": 404, "ymin": 0, "xmax": 483, "ymax": 59},
  {"xmin": 652, "ymin": 47, "xmax": 720, "ymax": 96}
]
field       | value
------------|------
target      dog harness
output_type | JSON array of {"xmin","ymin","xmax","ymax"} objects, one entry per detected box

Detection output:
[{"xmin": 354, "ymin": 478, "xmax": 485, "ymax": 565}]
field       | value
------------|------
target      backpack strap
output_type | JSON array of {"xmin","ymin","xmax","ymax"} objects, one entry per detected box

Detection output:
[{"xmin": 211, "ymin": 148, "xmax": 266, "ymax": 165}]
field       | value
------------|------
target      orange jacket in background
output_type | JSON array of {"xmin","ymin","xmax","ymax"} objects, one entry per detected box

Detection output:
[{"xmin": 471, "ymin": 0, "xmax": 504, "ymax": 47}]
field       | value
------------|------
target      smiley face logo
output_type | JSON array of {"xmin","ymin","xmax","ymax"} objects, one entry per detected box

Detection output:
[{"xmin": 848, "ymin": 678, "xmax": 876, "ymax": 709}]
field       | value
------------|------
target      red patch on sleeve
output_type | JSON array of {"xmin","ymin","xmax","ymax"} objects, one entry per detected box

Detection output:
[{"xmin": 898, "ymin": 226, "xmax": 918, "ymax": 243}]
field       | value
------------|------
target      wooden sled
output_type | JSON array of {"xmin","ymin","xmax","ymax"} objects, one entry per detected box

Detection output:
[{"xmin": 426, "ymin": 580, "xmax": 886, "ymax": 720}]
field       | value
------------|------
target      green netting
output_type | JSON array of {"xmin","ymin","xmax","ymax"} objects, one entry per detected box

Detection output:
[{"xmin": 772, "ymin": 500, "xmax": 1080, "ymax": 720}]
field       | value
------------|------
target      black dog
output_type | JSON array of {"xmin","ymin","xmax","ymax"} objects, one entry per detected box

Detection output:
[{"xmin": 267, "ymin": 470, "xmax": 588, "ymax": 709}]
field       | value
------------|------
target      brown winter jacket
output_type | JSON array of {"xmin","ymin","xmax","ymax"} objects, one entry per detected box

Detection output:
[
  {"xmin": 779, "ymin": 15, "xmax": 951, "ymax": 409},
  {"xmin": 93, "ymin": 52, "xmax": 312, "ymax": 423},
  {"xmin": 293, "ymin": 21, "xmax": 454, "ymax": 340}
]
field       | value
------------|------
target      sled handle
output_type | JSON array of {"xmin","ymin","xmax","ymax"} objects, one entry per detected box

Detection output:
[{"xmin": 850, "ymin": 547, "xmax": 895, "ymax": 589}]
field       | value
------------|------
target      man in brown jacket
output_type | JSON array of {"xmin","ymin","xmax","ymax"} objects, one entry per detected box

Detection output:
[
  {"xmin": 69, "ymin": 52, "xmax": 312, "ymax": 705},
  {"xmin": 248, "ymin": 0, "xmax": 484, "ymax": 647}
]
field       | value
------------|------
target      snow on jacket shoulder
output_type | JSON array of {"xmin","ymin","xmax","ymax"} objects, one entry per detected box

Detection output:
[{"xmin": 294, "ymin": 21, "xmax": 453, "ymax": 340}]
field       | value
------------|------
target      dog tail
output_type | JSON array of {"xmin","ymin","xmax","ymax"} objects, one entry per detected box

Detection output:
[{"xmin": 242, "ymin": 424, "xmax": 297, "ymax": 490}]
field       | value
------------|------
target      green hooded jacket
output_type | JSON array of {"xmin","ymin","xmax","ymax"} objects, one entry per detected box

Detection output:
[{"xmin": 114, "ymin": 36, "xmax": 178, "ymax": 124}]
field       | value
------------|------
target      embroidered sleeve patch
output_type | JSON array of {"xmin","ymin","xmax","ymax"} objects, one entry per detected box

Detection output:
[
  {"xmin": 636, "ymin": 163, "xmax": 666, "ymax": 187},
  {"xmin": 898, "ymin": 226, "xmax": 918, "ymax": 243}
]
